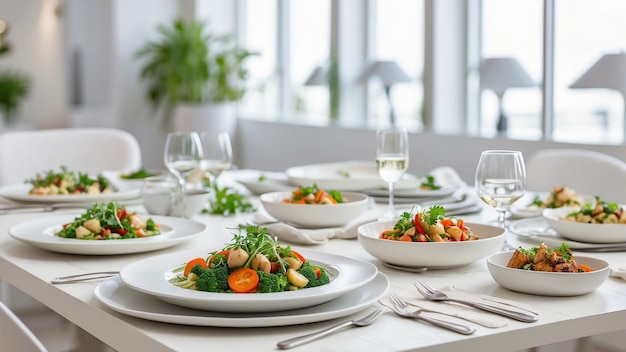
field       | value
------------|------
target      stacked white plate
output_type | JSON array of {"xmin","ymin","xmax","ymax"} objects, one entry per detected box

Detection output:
[{"xmin": 94, "ymin": 247, "xmax": 389, "ymax": 327}]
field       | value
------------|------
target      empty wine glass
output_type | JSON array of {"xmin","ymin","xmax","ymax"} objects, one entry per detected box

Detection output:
[
  {"xmin": 475, "ymin": 150, "xmax": 526, "ymax": 250},
  {"xmin": 198, "ymin": 131, "xmax": 233, "ymax": 188},
  {"xmin": 163, "ymin": 131, "xmax": 202, "ymax": 195},
  {"xmin": 376, "ymin": 128, "xmax": 409, "ymax": 221}
]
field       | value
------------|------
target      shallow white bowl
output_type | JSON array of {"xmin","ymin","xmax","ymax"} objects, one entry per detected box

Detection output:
[
  {"xmin": 357, "ymin": 221, "xmax": 505, "ymax": 269},
  {"xmin": 543, "ymin": 207, "xmax": 626, "ymax": 244},
  {"xmin": 259, "ymin": 191, "xmax": 369, "ymax": 228},
  {"xmin": 487, "ymin": 251, "xmax": 610, "ymax": 296}
]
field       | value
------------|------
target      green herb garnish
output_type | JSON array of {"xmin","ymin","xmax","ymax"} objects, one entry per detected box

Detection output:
[
  {"xmin": 120, "ymin": 168, "xmax": 156, "ymax": 179},
  {"xmin": 203, "ymin": 184, "xmax": 255, "ymax": 216},
  {"xmin": 420, "ymin": 175, "xmax": 441, "ymax": 190}
]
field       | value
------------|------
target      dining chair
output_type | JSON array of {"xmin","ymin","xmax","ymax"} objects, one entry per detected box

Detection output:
[
  {"xmin": 525, "ymin": 148, "xmax": 626, "ymax": 203},
  {"xmin": 0, "ymin": 300, "xmax": 48, "ymax": 352},
  {"xmin": 0, "ymin": 127, "xmax": 141, "ymax": 351},
  {"xmin": 526, "ymin": 148, "xmax": 626, "ymax": 352},
  {"xmin": 0, "ymin": 127, "xmax": 142, "ymax": 186}
]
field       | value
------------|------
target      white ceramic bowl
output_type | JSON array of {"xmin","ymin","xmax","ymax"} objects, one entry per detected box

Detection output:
[
  {"xmin": 543, "ymin": 207, "xmax": 626, "ymax": 244},
  {"xmin": 357, "ymin": 221, "xmax": 505, "ymax": 269},
  {"xmin": 487, "ymin": 251, "xmax": 610, "ymax": 296},
  {"xmin": 259, "ymin": 191, "xmax": 369, "ymax": 228}
]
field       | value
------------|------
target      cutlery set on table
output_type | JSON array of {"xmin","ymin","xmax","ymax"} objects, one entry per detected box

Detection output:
[{"xmin": 277, "ymin": 280, "xmax": 539, "ymax": 349}]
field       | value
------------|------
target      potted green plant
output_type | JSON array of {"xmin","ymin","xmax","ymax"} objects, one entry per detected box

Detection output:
[
  {"xmin": 136, "ymin": 18, "xmax": 256, "ymax": 133},
  {"xmin": 0, "ymin": 23, "xmax": 30, "ymax": 126}
]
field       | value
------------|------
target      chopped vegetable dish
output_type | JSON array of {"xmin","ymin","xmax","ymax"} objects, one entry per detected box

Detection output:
[
  {"xmin": 56, "ymin": 202, "xmax": 161, "ymax": 240},
  {"xmin": 170, "ymin": 225, "xmax": 331, "ymax": 293},
  {"xmin": 379, "ymin": 205, "xmax": 478, "ymax": 242},
  {"xmin": 283, "ymin": 184, "xmax": 344, "ymax": 204},
  {"xmin": 26, "ymin": 166, "xmax": 113, "ymax": 195}
]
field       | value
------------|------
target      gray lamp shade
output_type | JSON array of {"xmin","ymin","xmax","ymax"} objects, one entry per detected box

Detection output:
[
  {"xmin": 570, "ymin": 53, "xmax": 626, "ymax": 94},
  {"xmin": 358, "ymin": 60, "xmax": 412, "ymax": 86},
  {"xmin": 480, "ymin": 57, "xmax": 536, "ymax": 96}
]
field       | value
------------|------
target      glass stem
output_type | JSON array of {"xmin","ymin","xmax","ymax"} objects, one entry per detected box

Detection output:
[
  {"xmin": 496, "ymin": 209, "xmax": 506, "ymax": 229},
  {"xmin": 388, "ymin": 182, "xmax": 395, "ymax": 216}
]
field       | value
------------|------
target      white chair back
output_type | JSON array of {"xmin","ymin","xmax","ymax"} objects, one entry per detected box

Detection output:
[
  {"xmin": 0, "ymin": 128, "xmax": 142, "ymax": 186},
  {"xmin": 0, "ymin": 301, "xmax": 47, "ymax": 352},
  {"xmin": 526, "ymin": 148, "xmax": 626, "ymax": 203}
]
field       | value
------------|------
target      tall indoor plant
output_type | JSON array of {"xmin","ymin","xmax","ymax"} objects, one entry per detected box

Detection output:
[
  {"xmin": 136, "ymin": 18, "xmax": 256, "ymax": 133},
  {"xmin": 0, "ymin": 23, "xmax": 30, "ymax": 126}
]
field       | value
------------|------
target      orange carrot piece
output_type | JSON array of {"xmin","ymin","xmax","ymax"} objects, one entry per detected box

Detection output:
[{"xmin": 184, "ymin": 257, "xmax": 207, "ymax": 277}]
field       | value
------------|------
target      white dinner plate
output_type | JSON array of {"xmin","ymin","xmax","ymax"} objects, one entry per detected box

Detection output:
[
  {"xmin": 232, "ymin": 170, "xmax": 296, "ymax": 195},
  {"xmin": 119, "ymin": 248, "xmax": 379, "ymax": 313},
  {"xmin": 95, "ymin": 273, "xmax": 389, "ymax": 327},
  {"xmin": 9, "ymin": 215, "xmax": 206, "ymax": 255},
  {"xmin": 286, "ymin": 161, "xmax": 422, "ymax": 191},
  {"xmin": 0, "ymin": 184, "xmax": 141, "ymax": 204},
  {"xmin": 102, "ymin": 169, "xmax": 164, "ymax": 192}
]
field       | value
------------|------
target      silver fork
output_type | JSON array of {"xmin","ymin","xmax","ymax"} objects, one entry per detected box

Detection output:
[
  {"xmin": 276, "ymin": 308, "xmax": 388, "ymax": 350},
  {"xmin": 387, "ymin": 293, "xmax": 475, "ymax": 335},
  {"xmin": 51, "ymin": 271, "xmax": 119, "ymax": 284},
  {"xmin": 415, "ymin": 281, "xmax": 538, "ymax": 323}
]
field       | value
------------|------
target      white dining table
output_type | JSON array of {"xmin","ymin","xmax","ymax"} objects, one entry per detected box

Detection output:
[{"xmin": 1, "ymin": 177, "xmax": 626, "ymax": 352}]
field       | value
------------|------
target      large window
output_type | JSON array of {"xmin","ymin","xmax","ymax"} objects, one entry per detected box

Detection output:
[
  {"xmin": 237, "ymin": 0, "xmax": 625, "ymax": 145},
  {"xmin": 553, "ymin": 0, "xmax": 626, "ymax": 144}
]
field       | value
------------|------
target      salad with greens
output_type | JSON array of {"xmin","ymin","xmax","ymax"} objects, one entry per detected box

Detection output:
[
  {"xmin": 26, "ymin": 166, "xmax": 113, "ymax": 195},
  {"xmin": 56, "ymin": 202, "xmax": 161, "ymax": 240},
  {"xmin": 170, "ymin": 225, "xmax": 331, "ymax": 293}
]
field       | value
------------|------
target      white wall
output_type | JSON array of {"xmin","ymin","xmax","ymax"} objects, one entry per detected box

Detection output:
[{"xmin": 0, "ymin": 0, "xmax": 66, "ymax": 128}]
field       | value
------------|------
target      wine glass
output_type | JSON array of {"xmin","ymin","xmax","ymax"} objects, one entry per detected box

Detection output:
[
  {"xmin": 163, "ymin": 132, "xmax": 202, "ymax": 213},
  {"xmin": 376, "ymin": 128, "xmax": 409, "ymax": 221},
  {"xmin": 198, "ymin": 131, "xmax": 233, "ymax": 188},
  {"xmin": 475, "ymin": 150, "xmax": 526, "ymax": 250}
]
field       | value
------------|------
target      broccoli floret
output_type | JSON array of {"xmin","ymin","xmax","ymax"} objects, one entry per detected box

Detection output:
[
  {"xmin": 298, "ymin": 262, "xmax": 330, "ymax": 288},
  {"xmin": 195, "ymin": 266, "xmax": 230, "ymax": 292},
  {"xmin": 189, "ymin": 264, "xmax": 206, "ymax": 277},
  {"xmin": 257, "ymin": 271, "xmax": 289, "ymax": 293},
  {"xmin": 317, "ymin": 268, "xmax": 330, "ymax": 286}
]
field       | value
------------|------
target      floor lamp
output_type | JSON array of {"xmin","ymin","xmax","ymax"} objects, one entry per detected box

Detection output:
[
  {"xmin": 570, "ymin": 53, "xmax": 626, "ymax": 141},
  {"xmin": 480, "ymin": 57, "xmax": 536, "ymax": 133},
  {"xmin": 358, "ymin": 60, "xmax": 412, "ymax": 126}
]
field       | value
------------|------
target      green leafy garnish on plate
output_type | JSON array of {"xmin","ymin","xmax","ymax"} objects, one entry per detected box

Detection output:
[
  {"xmin": 120, "ymin": 168, "xmax": 156, "ymax": 179},
  {"xmin": 202, "ymin": 184, "xmax": 255, "ymax": 216}
]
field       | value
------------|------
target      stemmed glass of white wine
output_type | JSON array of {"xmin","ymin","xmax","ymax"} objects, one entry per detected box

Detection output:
[
  {"xmin": 163, "ymin": 132, "xmax": 202, "ymax": 215},
  {"xmin": 376, "ymin": 128, "xmax": 409, "ymax": 221},
  {"xmin": 198, "ymin": 131, "xmax": 233, "ymax": 188},
  {"xmin": 475, "ymin": 150, "xmax": 526, "ymax": 250}
]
